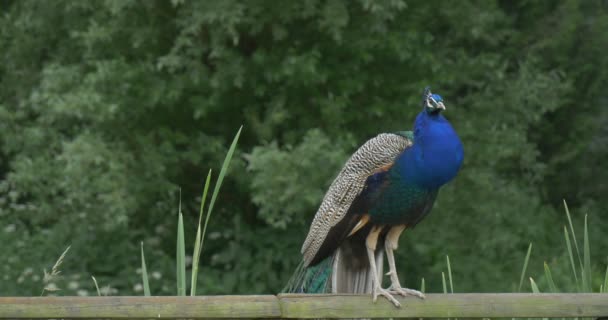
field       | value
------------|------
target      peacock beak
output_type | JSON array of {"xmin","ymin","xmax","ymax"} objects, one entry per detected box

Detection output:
[{"xmin": 427, "ymin": 95, "xmax": 446, "ymax": 111}]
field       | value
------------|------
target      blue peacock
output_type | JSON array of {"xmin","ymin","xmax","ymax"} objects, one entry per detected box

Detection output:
[{"xmin": 284, "ymin": 87, "xmax": 464, "ymax": 307}]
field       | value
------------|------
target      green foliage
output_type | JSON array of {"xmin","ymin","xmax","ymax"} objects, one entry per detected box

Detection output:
[
  {"xmin": 247, "ymin": 129, "xmax": 350, "ymax": 228},
  {"xmin": 527, "ymin": 204, "xmax": 607, "ymax": 294},
  {"xmin": 142, "ymin": 127, "xmax": 242, "ymax": 296},
  {"xmin": 0, "ymin": 0, "xmax": 607, "ymax": 296}
]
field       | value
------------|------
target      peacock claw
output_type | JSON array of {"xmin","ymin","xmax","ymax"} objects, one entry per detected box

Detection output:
[
  {"xmin": 373, "ymin": 286, "xmax": 401, "ymax": 307},
  {"xmin": 388, "ymin": 286, "xmax": 425, "ymax": 299}
]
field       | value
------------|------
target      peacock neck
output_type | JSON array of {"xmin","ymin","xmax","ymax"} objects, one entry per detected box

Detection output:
[{"xmin": 395, "ymin": 111, "xmax": 464, "ymax": 190}]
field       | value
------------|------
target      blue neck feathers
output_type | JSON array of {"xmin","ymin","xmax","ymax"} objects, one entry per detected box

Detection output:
[{"xmin": 396, "ymin": 110, "xmax": 464, "ymax": 189}]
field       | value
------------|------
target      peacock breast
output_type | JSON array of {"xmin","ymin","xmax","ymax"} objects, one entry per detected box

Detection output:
[{"xmin": 368, "ymin": 181, "xmax": 436, "ymax": 226}]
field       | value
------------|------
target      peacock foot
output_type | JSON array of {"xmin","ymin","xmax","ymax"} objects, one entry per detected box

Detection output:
[
  {"xmin": 372, "ymin": 285, "xmax": 401, "ymax": 307},
  {"xmin": 388, "ymin": 286, "xmax": 425, "ymax": 299}
]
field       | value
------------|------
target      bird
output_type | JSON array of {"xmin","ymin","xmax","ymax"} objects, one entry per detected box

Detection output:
[{"xmin": 284, "ymin": 87, "xmax": 464, "ymax": 307}]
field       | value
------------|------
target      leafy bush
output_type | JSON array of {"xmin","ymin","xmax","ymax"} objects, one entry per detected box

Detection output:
[{"xmin": 1, "ymin": 0, "xmax": 607, "ymax": 295}]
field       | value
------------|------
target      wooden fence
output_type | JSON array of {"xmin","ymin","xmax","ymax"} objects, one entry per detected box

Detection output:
[{"xmin": 1, "ymin": 293, "xmax": 607, "ymax": 319}]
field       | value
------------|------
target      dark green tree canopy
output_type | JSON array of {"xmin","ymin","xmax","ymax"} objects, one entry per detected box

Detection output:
[{"xmin": 1, "ymin": 0, "xmax": 606, "ymax": 295}]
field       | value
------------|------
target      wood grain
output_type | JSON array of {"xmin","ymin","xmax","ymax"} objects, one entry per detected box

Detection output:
[
  {"xmin": 279, "ymin": 293, "xmax": 608, "ymax": 318},
  {"xmin": 0, "ymin": 294, "xmax": 606, "ymax": 318},
  {"xmin": 0, "ymin": 295, "xmax": 280, "ymax": 319}
]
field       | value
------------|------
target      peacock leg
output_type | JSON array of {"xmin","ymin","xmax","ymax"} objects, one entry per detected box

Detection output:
[
  {"xmin": 366, "ymin": 226, "xmax": 401, "ymax": 307},
  {"xmin": 385, "ymin": 225, "xmax": 425, "ymax": 299}
]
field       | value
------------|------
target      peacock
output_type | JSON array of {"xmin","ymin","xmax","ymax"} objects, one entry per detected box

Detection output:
[{"xmin": 284, "ymin": 87, "xmax": 464, "ymax": 307}]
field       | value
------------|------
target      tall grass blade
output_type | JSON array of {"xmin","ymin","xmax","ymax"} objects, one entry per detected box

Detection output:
[
  {"xmin": 140, "ymin": 242, "xmax": 151, "ymax": 296},
  {"xmin": 91, "ymin": 276, "xmax": 102, "ymax": 296},
  {"xmin": 603, "ymin": 262, "xmax": 608, "ymax": 293},
  {"xmin": 530, "ymin": 277, "xmax": 541, "ymax": 293},
  {"xmin": 419, "ymin": 277, "xmax": 426, "ymax": 320},
  {"xmin": 583, "ymin": 214, "xmax": 591, "ymax": 292},
  {"xmin": 529, "ymin": 278, "xmax": 548, "ymax": 320},
  {"xmin": 564, "ymin": 200, "xmax": 583, "ymax": 271},
  {"xmin": 580, "ymin": 269, "xmax": 588, "ymax": 293},
  {"xmin": 518, "ymin": 243, "xmax": 532, "ymax": 292},
  {"xmin": 190, "ymin": 169, "xmax": 212, "ymax": 296},
  {"xmin": 446, "ymin": 255, "xmax": 454, "ymax": 293},
  {"xmin": 176, "ymin": 207, "xmax": 186, "ymax": 296},
  {"xmin": 199, "ymin": 126, "xmax": 242, "ymax": 262},
  {"xmin": 543, "ymin": 262, "xmax": 558, "ymax": 293},
  {"xmin": 441, "ymin": 273, "xmax": 450, "ymax": 320},
  {"xmin": 564, "ymin": 226, "xmax": 580, "ymax": 290},
  {"xmin": 420, "ymin": 278, "xmax": 425, "ymax": 294},
  {"xmin": 190, "ymin": 227, "xmax": 202, "ymax": 295}
]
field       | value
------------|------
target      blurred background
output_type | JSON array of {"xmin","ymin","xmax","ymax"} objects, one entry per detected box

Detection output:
[{"xmin": 1, "ymin": 0, "xmax": 607, "ymax": 296}]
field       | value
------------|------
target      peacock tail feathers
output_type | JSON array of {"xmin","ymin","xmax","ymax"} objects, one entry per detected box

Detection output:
[
  {"xmin": 283, "ymin": 247, "xmax": 383, "ymax": 294},
  {"xmin": 283, "ymin": 255, "xmax": 335, "ymax": 293}
]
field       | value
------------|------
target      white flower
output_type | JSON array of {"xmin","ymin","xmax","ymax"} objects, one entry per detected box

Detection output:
[{"xmin": 133, "ymin": 283, "xmax": 143, "ymax": 292}]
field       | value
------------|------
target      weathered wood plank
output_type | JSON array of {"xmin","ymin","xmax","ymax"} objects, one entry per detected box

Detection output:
[
  {"xmin": 278, "ymin": 293, "xmax": 608, "ymax": 318},
  {"xmin": 0, "ymin": 294, "xmax": 606, "ymax": 319},
  {"xmin": 0, "ymin": 295, "xmax": 281, "ymax": 319}
]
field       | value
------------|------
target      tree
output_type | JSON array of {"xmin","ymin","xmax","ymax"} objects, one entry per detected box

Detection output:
[{"xmin": 1, "ymin": 0, "xmax": 606, "ymax": 296}]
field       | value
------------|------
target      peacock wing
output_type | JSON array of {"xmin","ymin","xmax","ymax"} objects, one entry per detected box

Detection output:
[{"xmin": 301, "ymin": 132, "xmax": 412, "ymax": 266}]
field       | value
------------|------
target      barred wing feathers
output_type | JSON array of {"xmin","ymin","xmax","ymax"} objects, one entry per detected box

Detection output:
[{"xmin": 301, "ymin": 133, "xmax": 412, "ymax": 266}]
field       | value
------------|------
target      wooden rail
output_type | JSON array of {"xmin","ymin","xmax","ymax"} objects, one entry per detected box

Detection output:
[{"xmin": 0, "ymin": 294, "xmax": 607, "ymax": 319}]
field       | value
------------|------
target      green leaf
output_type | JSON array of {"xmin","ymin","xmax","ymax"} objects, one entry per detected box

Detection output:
[
  {"xmin": 543, "ymin": 262, "xmax": 558, "ymax": 293},
  {"xmin": 176, "ymin": 209, "xmax": 186, "ymax": 296},
  {"xmin": 518, "ymin": 243, "xmax": 532, "ymax": 292},
  {"xmin": 446, "ymin": 255, "xmax": 454, "ymax": 293},
  {"xmin": 564, "ymin": 226, "xmax": 580, "ymax": 290},
  {"xmin": 205, "ymin": 126, "xmax": 242, "ymax": 219},
  {"xmin": 529, "ymin": 277, "xmax": 541, "ymax": 293},
  {"xmin": 198, "ymin": 126, "xmax": 242, "ymax": 268},
  {"xmin": 420, "ymin": 277, "xmax": 425, "ymax": 294},
  {"xmin": 441, "ymin": 272, "xmax": 447, "ymax": 294},
  {"xmin": 564, "ymin": 200, "xmax": 583, "ymax": 272},
  {"xmin": 91, "ymin": 276, "xmax": 102, "ymax": 296},
  {"xmin": 603, "ymin": 262, "xmax": 608, "ymax": 293},
  {"xmin": 529, "ymin": 277, "xmax": 547, "ymax": 320},
  {"xmin": 140, "ymin": 242, "xmax": 151, "ymax": 296},
  {"xmin": 190, "ymin": 169, "xmax": 212, "ymax": 296},
  {"xmin": 583, "ymin": 214, "xmax": 591, "ymax": 292}
]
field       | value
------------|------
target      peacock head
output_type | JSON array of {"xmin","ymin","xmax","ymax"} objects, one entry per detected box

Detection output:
[{"xmin": 421, "ymin": 86, "xmax": 446, "ymax": 114}]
